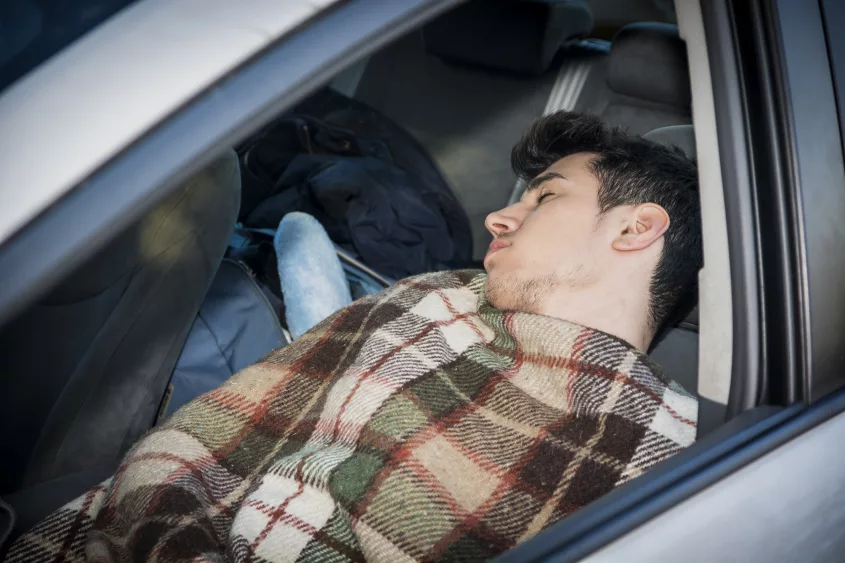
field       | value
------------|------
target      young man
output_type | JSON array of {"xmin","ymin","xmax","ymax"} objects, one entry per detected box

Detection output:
[
  {"xmin": 485, "ymin": 112, "xmax": 701, "ymax": 352},
  {"xmin": 8, "ymin": 112, "xmax": 702, "ymax": 563}
]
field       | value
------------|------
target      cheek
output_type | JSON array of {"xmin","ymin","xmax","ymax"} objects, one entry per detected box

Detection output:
[
  {"xmin": 536, "ymin": 208, "xmax": 584, "ymax": 242},
  {"xmin": 536, "ymin": 211, "xmax": 599, "ymax": 265}
]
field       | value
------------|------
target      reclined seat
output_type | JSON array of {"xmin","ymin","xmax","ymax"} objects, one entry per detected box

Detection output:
[
  {"xmin": 0, "ymin": 151, "xmax": 241, "ymax": 530},
  {"xmin": 642, "ymin": 125, "xmax": 698, "ymax": 395},
  {"xmin": 577, "ymin": 21, "xmax": 692, "ymax": 133},
  {"xmin": 422, "ymin": 0, "xmax": 594, "ymax": 74},
  {"xmin": 523, "ymin": 21, "xmax": 693, "ymax": 135}
]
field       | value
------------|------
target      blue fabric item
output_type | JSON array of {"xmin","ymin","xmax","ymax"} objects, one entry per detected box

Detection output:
[
  {"xmin": 165, "ymin": 214, "xmax": 392, "ymax": 417},
  {"xmin": 275, "ymin": 212, "xmax": 354, "ymax": 340},
  {"xmin": 164, "ymin": 260, "xmax": 285, "ymax": 419},
  {"xmin": 231, "ymin": 224, "xmax": 389, "ymax": 304}
]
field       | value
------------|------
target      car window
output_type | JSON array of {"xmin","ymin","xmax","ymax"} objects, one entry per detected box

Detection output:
[{"xmin": 0, "ymin": 0, "xmax": 702, "ymax": 520}]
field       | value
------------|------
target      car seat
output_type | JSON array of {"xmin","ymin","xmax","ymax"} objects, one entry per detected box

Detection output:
[
  {"xmin": 423, "ymin": 0, "xmax": 594, "ymax": 74},
  {"xmin": 0, "ymin": 151, "xmax": 241, "ymax": 509},
  {"xmin": 641, "ymin": 125, "xmax": 701, "ymax": 398}
]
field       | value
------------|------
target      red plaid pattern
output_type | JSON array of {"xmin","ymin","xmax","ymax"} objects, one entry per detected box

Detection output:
[{"xmin": 6, "ymin": 270, "xmax": 696, "ymax": 562}]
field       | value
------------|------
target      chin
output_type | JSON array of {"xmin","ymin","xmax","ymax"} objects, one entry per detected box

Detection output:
[
  {"xmin": 485, "ymin": 270, "xmax": 524, "ymax": 311},
  {"xmin": 485, "ymin": 270, "xmax": 558, "ymax": 314},
  {"xmin": 483, "ymin": 270, "xmax": 506, "ymax": 306},
  {"xmin": 485, "ymin": 287, "xmax": 505, "ymax": 309}
]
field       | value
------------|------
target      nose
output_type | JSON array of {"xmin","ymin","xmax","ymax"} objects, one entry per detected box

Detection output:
[{"xmin": 485, "ymin": 204, "xmax": 523, "ymax": 237}]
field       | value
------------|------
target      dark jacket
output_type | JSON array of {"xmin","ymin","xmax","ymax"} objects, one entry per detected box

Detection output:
[{"xmin": 238, "ymin": 89, "xmax": 472, "ymax": 279}]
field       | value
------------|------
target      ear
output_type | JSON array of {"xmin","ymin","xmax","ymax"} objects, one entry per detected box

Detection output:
[{"xmin": 611, "ymin": 204, "xmax": 670, "ymax": 252}]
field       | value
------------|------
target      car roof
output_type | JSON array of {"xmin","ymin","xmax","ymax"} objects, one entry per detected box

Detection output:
[{"xmin": 0, "ymin": 0, "xmax": 338, "ymax": 246}]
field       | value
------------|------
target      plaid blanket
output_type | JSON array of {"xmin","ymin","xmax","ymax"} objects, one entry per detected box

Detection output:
[{"xmin": 7, "ymin": 270, "xmax": 697, "ymax": 563}]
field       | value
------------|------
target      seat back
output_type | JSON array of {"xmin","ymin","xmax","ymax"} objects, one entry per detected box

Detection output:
[
  {"xmin": 564, "ymin": 22, "xmax": 692, "ymax": 135},
  {"xmin": 422, "ymin": 0, "xmax": 594, "ymax": 74},
  {"xmin": 642, "ymin": 125, "xmax": 699, "ymax": 396},
  {"xmin": 0, "ymin": 151, "xmax": 241, "ymax": 494}
]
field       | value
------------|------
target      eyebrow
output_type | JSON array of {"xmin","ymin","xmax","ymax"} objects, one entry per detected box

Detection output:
[{"xmin": 521, "ymin": 172, "xmax": 566, "ymax": 202}]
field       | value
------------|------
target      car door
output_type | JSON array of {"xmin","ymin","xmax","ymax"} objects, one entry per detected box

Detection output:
[{"xmin": 2, "ymin": 0, "xmax": 843, "ymax": 560}]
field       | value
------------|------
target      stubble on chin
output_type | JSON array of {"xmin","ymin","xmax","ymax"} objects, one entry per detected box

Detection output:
[{"xmin": 485, "ymin": 272, "xmax": 559, "ymax": 313}]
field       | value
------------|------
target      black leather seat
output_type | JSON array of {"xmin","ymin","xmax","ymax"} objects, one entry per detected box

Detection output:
[{"xmin": 0, "ymin": 150, "xmax": 241, "ymax": 499}]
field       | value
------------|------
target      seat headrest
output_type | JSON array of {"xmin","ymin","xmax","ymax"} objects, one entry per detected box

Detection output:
[
  {"xmin": 644, "ymin": 124, "xmax": 696, "ymax": 159},
  {"xmin": 422, "ymin": 0, "xmax": 594, "ymax": 75},
  {"xmin": 607, "ymin": 22, "xmax": 691, "ymax": 108},
  {"xmin": 552, "ymin": 0, "xmax": 595, "ymax": 45}
]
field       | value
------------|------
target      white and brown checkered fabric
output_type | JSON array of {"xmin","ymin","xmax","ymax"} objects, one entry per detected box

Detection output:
[{"xmin": 6, "ymin": 270, "xmax": 697, "ymax": 562}]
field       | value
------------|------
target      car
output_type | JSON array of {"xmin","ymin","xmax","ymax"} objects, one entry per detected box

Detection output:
[{"xmin": 0, "ymin": 0, "xmax": 844, "ymax": 561}]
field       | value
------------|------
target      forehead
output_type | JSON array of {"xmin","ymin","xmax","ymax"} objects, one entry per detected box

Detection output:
[{"xmin": 543, "ymin": 152, "xmax": 599, "ymax": 179}]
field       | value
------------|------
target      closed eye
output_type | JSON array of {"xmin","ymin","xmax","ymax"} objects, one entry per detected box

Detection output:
[{"xmin": 537, "ymin": 191, "xmax": 554, "ymax": 204}]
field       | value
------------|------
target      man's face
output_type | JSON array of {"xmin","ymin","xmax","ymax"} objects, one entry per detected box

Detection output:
[{"xmin": 484, "ymin": 152, "xmax": 617, "ymax": 312}]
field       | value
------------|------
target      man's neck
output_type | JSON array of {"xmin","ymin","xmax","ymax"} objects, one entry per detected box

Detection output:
[{"xmin": 535, "ymin": 279, "xmax": 653, "ymax": 352}]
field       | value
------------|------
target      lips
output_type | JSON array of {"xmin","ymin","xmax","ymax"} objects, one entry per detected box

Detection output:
[{"xmin": 484, "ymin": 239, "xmax": 510, "ymax": 261}]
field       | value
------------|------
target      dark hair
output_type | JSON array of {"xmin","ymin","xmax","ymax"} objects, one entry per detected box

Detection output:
[{"xmin": 511, "ymin": 111, "xmax": 702, "ymax": 334}]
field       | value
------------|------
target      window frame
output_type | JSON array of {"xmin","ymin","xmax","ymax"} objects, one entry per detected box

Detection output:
[{"xmin": 0, "ymin": 0, "xmax": 463, "ymax": 329}]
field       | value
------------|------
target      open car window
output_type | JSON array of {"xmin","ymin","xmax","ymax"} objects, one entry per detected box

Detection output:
[{"xmin": 3, "ymin": 0, "xmax": 845, "ymax": 560}]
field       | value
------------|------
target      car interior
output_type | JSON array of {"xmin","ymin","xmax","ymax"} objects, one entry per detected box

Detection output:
[{"xmin": 0, "ymin": 0, "xmax": 721, "ymax": 549}]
